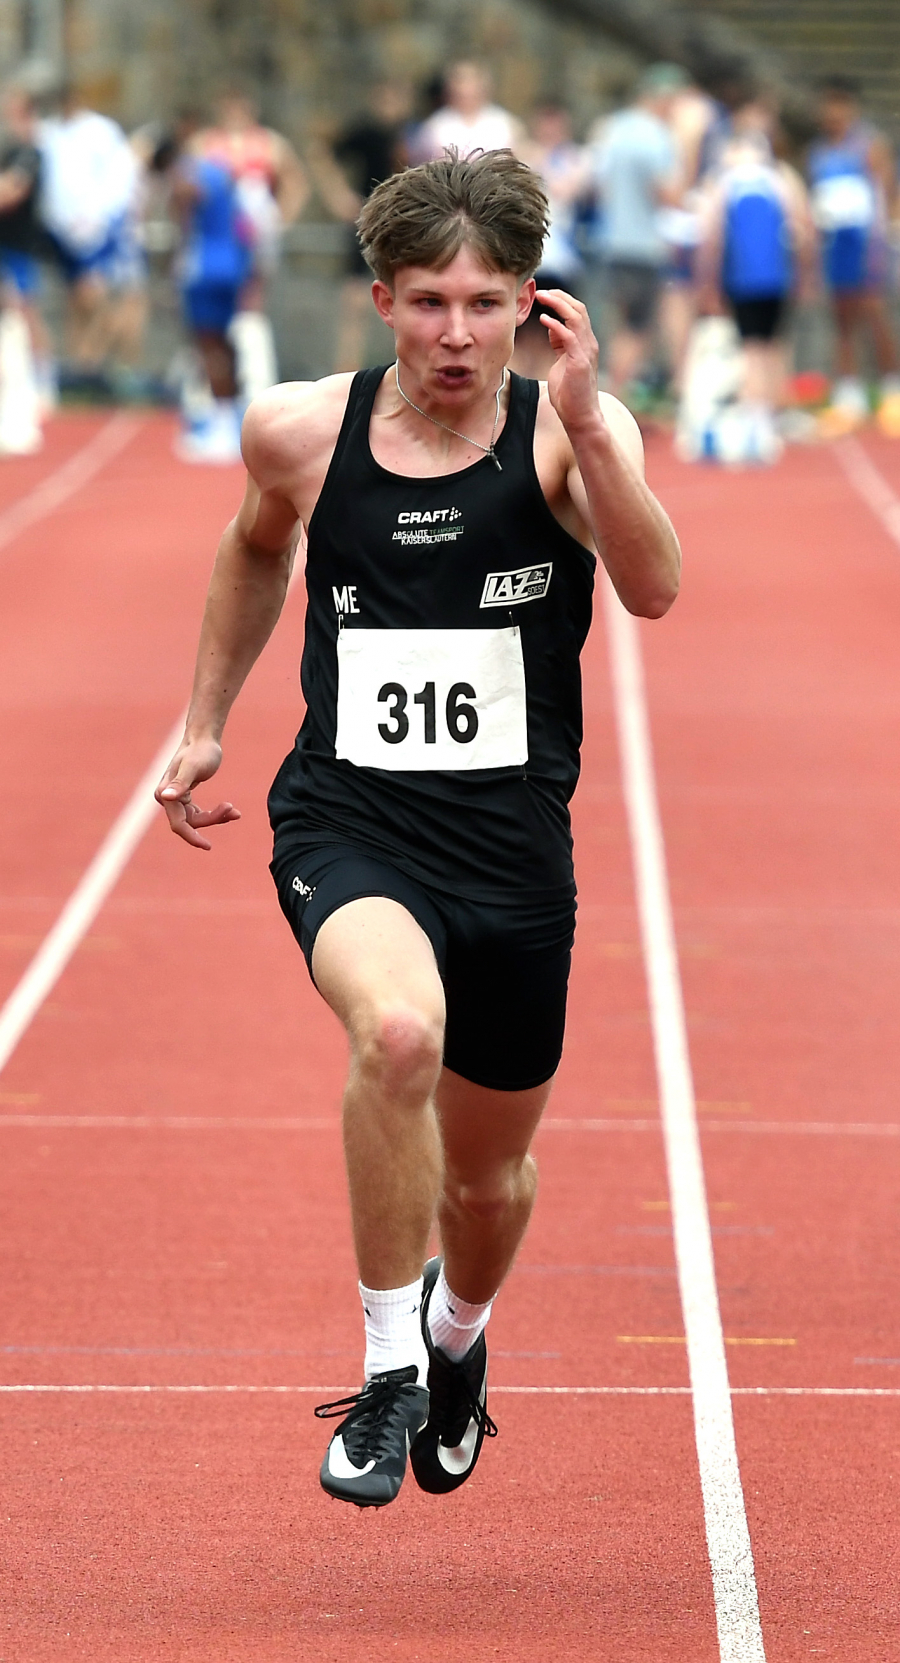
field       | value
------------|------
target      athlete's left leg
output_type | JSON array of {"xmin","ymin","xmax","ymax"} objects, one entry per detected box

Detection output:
[
  {"xmin": 861, "ymin": 289, "xmax": 899, "ymax": 377},
  {"xmin": 407, "ymin": 1068, "xmax": 553, "ymax": 1495},
  {"xmin": 435, "ymin": 1066, "xmax": 552, "ymax": 1304}
]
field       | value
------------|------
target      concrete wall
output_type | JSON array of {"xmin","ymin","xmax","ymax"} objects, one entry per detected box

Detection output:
[{"xmin": 0, "ymin": 0, "xmax": 644, "ymax": 142}]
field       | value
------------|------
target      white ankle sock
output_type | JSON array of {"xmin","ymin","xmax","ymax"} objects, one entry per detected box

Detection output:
[
  {"xmin": 359, "ymin": 1278, "xmax": 428, "ymax": 1385},
  {"xmin": 427, "ymin": 1267, "xmax": 494, "ymax": 1362}
]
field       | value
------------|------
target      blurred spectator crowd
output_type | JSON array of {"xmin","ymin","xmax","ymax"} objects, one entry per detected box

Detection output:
[{"xmin": 0, "ymin": 57, "xmax": 898, "ymax": 464}]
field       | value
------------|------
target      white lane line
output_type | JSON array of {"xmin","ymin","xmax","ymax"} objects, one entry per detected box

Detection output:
[
  {"xmin": 1, "ymin": 1383, "xmax": 898, "ymax": 1397},
  {"xmin": 0, "ymin": 525, "xmax": 298, "ymax": 1083},
  {"xmin": 0, "ymin": 1383, "xmax": 693, "ymax": 1396},
  {"xmin": 0, "ymin": 716, "xmax": 185, "ymax": 1077},
  {"xmin": 3, "ymin": 1113, "xmax": 896, "ymax": 1138},
  {"xmin": 603, "ymin": 584, "xmax": 766, "ymax": 1663},
  {"xmin": 700, "ymin": 1121, "xmax": 900, "ymax": 1136},
  {"xmin": 0, "ymin": 412, "xmax": 142, "ymax": 563},
  {"xmin": 0, "ymin": 1115, "xmax": 337, "ymax": 1129},
  {"xmin": 835, "ymin": 436, "xmax": 900, "ymax": 548},
  {"xmin": 547, "ymin": 1119, "xmax": 900, "ymax": 1138}
]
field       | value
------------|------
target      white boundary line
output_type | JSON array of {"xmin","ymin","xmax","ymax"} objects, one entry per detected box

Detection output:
[
  {"xmin": 0, "ymin": 716, "xmax": 185, "ymax": 1077},
  {"xmin": 0, "ymin": 1115, "xmax": 337, "ymax": 1129},
  {"xmin": 0, "ymin": 504, "xmax": 302, "ymax": 1080},
  {"xmin": 835, "ymin": 436, "xmax": 900, "ymax": 548},
  {"xmin": 1, "ymin": 1113, "xmax": 898, "ymax": 1137},
  {"xmin": 603, "ymin": 583, "xmax": 766, "ymax": 1663},
  {"xmin": 0, "ymin": 411, "xmax": 142, "ymax": 563},
  {"xmin": 1, "ymin": 1382, "xmax": 898, "ymax": 1397}
]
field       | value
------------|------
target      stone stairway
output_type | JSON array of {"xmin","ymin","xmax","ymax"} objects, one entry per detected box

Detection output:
[
  {"xmin": 553, "ymin": 0, "xmax": 900, "ymax": 144},
  {"xmin": 682, "ymin": 0, "xmax": 900, "ymax": 141}
]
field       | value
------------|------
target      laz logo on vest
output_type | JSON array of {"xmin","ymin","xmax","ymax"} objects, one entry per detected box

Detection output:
[{"xmin": 480, "ymin": 564, "xmax": 552, "ymax": 608}]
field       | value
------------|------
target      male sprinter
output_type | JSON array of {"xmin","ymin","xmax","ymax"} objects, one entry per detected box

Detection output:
[{"xmin": 156, "ymin": 150, "xmax": 680, "ymax": 1508}]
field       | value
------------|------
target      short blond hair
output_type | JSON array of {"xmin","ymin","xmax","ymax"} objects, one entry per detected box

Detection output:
[{"xmin": 357, "ymin": 149, "xmax": 549, "ymax": 283}]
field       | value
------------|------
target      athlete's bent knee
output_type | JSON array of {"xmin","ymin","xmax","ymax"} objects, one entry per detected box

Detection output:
[
  {"xmin": 446, "ymin": 1155, "xmax": 535, "ymax": 1224},
  {"xmin": 353, "ymin": 1002, "xmax": 444, "ymax": 1100}
]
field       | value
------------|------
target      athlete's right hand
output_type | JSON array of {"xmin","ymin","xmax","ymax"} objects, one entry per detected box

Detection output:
[{"xmin": 154, "ymin": 738, "xmax": 242, "ymax": 851}]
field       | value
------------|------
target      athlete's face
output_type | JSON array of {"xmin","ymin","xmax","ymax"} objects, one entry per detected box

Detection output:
[
  {"xmin": 373, "ymin": 245, "xmax": 535, "ymax": 409},
  {"xmin": 818, "ymin": 93, "xmax": 856, "ymax": 140}
]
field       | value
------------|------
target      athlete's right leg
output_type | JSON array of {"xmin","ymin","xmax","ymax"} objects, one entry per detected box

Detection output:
[
  {"xmin": 296, "ymin": 892, "xmax": 445, "ymax": 1505},
  {"xmin": 66, "ymin": 271, "xmax": 110, "ymax": 368},
  {"xmin": 311, "ymin": 896, "xmax": 446, "ymax": 1291},
  {"xmin": 193, "ymin": 326, "xmax": 237, "ymax": 398},
  {"xmin": 833, "ymin": 289, "xmax": 863, "ymax": 380}
]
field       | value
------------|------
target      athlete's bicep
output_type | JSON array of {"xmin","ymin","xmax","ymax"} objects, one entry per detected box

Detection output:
[{"xmin": 234, "ymin": 473, "xmax": 300, "ymax": 555}]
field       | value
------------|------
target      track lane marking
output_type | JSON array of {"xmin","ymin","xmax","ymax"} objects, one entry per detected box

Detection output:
[
  {"xmin": 2, "ymin": 1114, "xmax": 898, "ymax": 1136},
  {"xmin": 0, "ymin": 716, "xmax": 186, "ymax": 1078},
  {"xmin": 0, "ymin": 1114, "xmax": 337, "ymax": 1128},
  {"xmin": 0, "ymin": 412, "xmax": 142, "ymax": 564},
  {"xmin": 7, "ymin": 1110, "xmax": 898, "ymax": 1137},
  {"xmin": 0, "ymin": 1383, "xmax": 897, "ymax": 1396},
  {"xmin": 836, "ymin": 436, "xmax": 900, "ymax": 547},
  {"xmin": 603, "ymin": 584, "xmax": 766, "ymax": 1663},
  {"xmin": 618, "ymin": 1337, "xmax": 796, "ymax": 1347}
]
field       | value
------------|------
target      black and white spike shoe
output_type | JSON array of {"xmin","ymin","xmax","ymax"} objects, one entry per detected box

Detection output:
[
  {"xmin": 409, "ymin": 1257, "xmax": 498, "ymax": 1495},
  {"xmin": 314, "ymin": 1366, "xmax": 429, "ymax": 1508}
]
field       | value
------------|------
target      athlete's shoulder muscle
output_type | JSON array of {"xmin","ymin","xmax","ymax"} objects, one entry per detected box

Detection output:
[{"xmin": 241, "ymin": 373, "xmax": 355, "ymax": 504}]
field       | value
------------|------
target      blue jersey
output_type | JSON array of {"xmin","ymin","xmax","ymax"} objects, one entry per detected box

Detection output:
[
  {"xmin": 721, "ymin": 162, "xmax": 791, "ymax": 298},
  {"xmin": 808, "ymin": 123, "xmax": 887, "ymax": 290},
  {"xmin": 181, "ymin": 157, "xmax": 251, "ymax": 289},
  {"xmin": 808, "ymin": 124, "xmax": 879, "ymax": 232}
]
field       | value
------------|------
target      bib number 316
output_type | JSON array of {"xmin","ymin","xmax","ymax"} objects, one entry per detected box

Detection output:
[
  {"xmin": 378, "ymin": 680, "xmax": 478, "ymax": 745},
  {"xmin": 336, "ymin": 627, "xmax": 528, "ymax": 771}
]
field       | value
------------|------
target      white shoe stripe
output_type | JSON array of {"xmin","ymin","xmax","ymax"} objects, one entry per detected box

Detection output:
[{"xmin": 327, "ymin": 1432, "xmax": 376, "ymax": 1481}]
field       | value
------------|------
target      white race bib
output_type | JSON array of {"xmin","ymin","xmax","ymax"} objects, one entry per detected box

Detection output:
[{"xmin": 335, "ymin": 627, "xmax": 528, "ymax": 771}]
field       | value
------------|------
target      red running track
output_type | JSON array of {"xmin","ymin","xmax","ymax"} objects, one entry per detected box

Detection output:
[{"xmin": 0, "ymin": 413, "xmax": 899, "ymax": 1659}]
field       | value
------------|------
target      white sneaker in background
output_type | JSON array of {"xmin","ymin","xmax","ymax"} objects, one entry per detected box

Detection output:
[
  {"xmin": 34, "ymin": 355, "xmax": 59, "ymax": 420},
  {"xmin": 0, "ymin": 310, "xmax": 43, "ymax": 454},
  {"xmin": 175, "ymin": 398, "xmax": 243, "ymax": 464},
  {"xmin": 228, "ymin": 311, "xmax": 278, "ymax": 403},
  {"xmin": 876, "ymin": 375, "xmax": 900, "ymax": 437},
  {"xmin": 831, "ymin": 377, "xmax": 869, "ymax": 420}
]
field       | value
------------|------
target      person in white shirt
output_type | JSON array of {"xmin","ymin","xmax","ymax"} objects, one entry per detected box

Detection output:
[
  {"xmin": 40, "ymin": 87, "xmax": 141, "ymax": 373},
  {"xmin": 414, "ymin": 62, "xmax": 523, "ymax": 164}
]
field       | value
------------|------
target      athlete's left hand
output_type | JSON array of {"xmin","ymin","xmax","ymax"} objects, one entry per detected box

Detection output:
[{"xmin": 535, "ymin": 289, "xmax": 601, "ymax": 435}]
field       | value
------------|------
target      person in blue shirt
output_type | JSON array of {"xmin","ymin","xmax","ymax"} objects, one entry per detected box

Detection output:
[
  {"xmin": 698, "ymin": 103, "xmax": 814, "ymax": 460},
  {"xmin": 152, "ymin": 126, "xmax": 252, "ymax": 462},
  {"xmin": 808, "ymin": 76, "xmax": 899, "ymax": 431}
]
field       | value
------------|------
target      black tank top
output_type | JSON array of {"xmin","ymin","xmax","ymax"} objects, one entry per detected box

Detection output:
[{"xmin": 268, "ymin": 366, "xmax": 596, "ymax": 899}]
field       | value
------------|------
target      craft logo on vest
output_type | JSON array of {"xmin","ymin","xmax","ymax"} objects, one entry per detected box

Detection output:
[{"xmin": 392, "ymin": 507, "xmax": 464, "ymax": 546}]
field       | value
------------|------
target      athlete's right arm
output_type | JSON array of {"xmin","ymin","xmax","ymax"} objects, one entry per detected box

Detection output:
[
  {"xmin": 155, "ymin": 424, "xmax": 302, "ymax": 849},
  {"xmin": 156, "ymin": 378, "xmax": 352, "ymax": 849}
]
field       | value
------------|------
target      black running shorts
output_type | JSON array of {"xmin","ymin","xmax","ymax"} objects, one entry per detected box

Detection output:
[
  {"xmin": 728, "ymin": 293, "xmax": 787, "ymax": 342},
  {"xmin": 271, "ymin": 844, "xmax": 575, "ymax": 1092}
]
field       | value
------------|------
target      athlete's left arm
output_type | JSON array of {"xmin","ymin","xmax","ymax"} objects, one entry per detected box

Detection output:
[
  {"xmin": 536, "ymin": 288, "xmax": 681, "ymax": 618},
  {"xmin": 867, "ymin": 134, "xmax": 898, "ymax": 220}
]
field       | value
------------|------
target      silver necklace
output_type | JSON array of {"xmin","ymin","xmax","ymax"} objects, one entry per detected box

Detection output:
[{"xmin": 394, "ymin": 361, "xmax": 506, "ymax": 471}]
